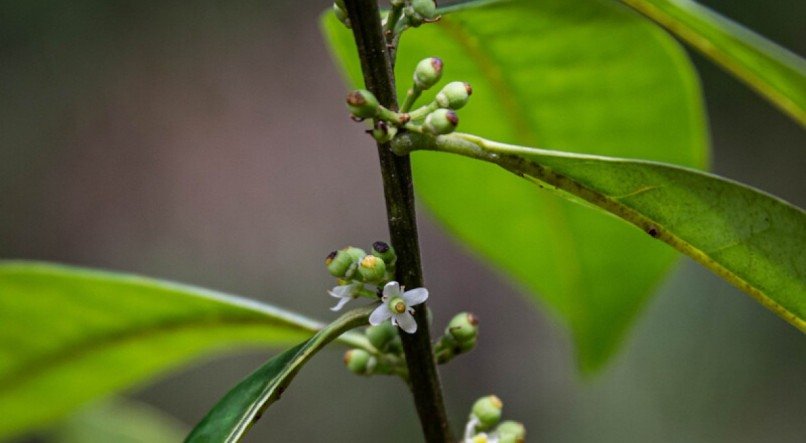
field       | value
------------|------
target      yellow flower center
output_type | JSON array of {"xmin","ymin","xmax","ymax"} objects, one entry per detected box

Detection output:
[{"xmin": 392, "ymin": 299, "xmax": 407, "ymax": 314}]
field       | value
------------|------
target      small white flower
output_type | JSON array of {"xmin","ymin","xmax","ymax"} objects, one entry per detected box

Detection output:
[
  {"xmin": 369, "ymin": 281, "xmax": 428, "ymax": 334},
  {"xmin": 328, "ymin": 282, "xmax": 363, "ymax": 311}
]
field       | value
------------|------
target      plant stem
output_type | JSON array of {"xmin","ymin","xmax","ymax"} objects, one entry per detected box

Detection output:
[{"xmin": 341, "ymin": 1, "xmax": 453, "ymax": 442}]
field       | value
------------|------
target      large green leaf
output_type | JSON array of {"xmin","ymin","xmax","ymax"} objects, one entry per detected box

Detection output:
[
  {"xmin": 393, "ymin": 131, "xmax": 806, "ymax": 331},
  {"xmin": 322, "ymin": 0, "xmax": 709, "ymax": 371},
  {"xmin": 53, "ymin": 398, "xmax": 189, "ymax": 443},
  {"xmin": 185, "ymin": 305, "xmax": 373, "ymax": 443},
  {"xmin": 619, "ymin": 0, "xmax": 806, "ymax": 125},
  {"xmin": 0, "ymin": 261, "xmax": 367, "ymax": 439}
]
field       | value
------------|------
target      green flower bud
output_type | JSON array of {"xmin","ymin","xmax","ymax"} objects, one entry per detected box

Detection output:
[
  {"xmin": 472, "ymin": 395, "xmax": 503, "ymax": 431},
  {"xmin": 436, "ymin": 81, "xmax": 473, "ymax": 110},
  {"xmin": 366, "ymin": 322, "xmax": 397, "ymax": 350},
  {"xmin": 341, "ymin": 246, "xmax": 367, "ymax": 262},
  {"xmin": 325, "ymin": 250, "xmax": 354, "ymax": 278},
  {"xmin": 458, "ymin": 337, "xmax": 477, "ymax": 353},
  {"xmin": 332, "ymin": 2, "xmax": 350, "ymax": 28},
  {"xmin": 412, "ymin": 0, "xmax": 438, "ymax": 20},
  {"xmin": 446, "ymin": 312, "xmax": 479, "ymax": 343},
  {"xmin": 496, "ymin": 421, "xmax": 526, "ymax": 443},
  {"xmin": 424, "ymin": 108, "xmax": 459, "ymax": 135},
  {"xmin": 413, "ymin": 57, "xmax": 443, "ymax": 90},
  {"xmin": 387, "ymin": 335, "xmax": 403, "ymax": 353},
  {"xmin": 346, "ymin": 90, "xmax": 380, "ymax": 119},
  {"xmin": 357, "ymin": 254, "xmax": 387, "ymax": 283},
  {"xmin": 344, "ymin": 349, "xmax": 376, "ymax": 375},
  {"xmin": 371, "ymin": 241, "xmax": 397, "ymax": 266}
]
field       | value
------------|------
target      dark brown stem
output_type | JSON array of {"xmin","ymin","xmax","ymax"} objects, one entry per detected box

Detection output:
[{"xmin": 342, "ymin": 1, "xmax": 453, "ymax": 442}]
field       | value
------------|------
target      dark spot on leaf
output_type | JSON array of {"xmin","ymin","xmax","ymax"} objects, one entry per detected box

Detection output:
[{"xmin": 646, "ymin": 226, "xmax": 659, "ymax": 238}]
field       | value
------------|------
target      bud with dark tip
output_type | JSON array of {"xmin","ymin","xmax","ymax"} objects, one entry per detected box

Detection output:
[
  {"xmin": 424, "ymin": 108, "xmax": 459, "ymax": 135},
  {"xmin": 472, "ymin": 395, "xmax": 503, "ymax": 431},
  {"xmin": 436, "ymin": 81, "xmax": 472, "ymax": 110},
  {"xmin": 446, "ymin": 312, "xmax": 478, "ymax": 344},
  {"xmin": 357, "ymin": 255, "xmax": 387, "ymax": 283},
  {"xmin": 413, "ymin": 57, "xmax": 443, "ymax": 90},
  {"xmin": 344, "ymin": 349, "xmax": 376, "ymax": 375},
  {"xmin": 326, "ymin": 250, "xmax": 354, "ymax": 278},
  {"xmin": 496, "ymin": 421, "xmax": 526, "ymax": 443},
  {"xmin": 371, "ymin": 241, "xmax": 397, "ymax": 266},
  {"xmin": 346, "ymin": 90, "xmax": 380, "ymax": 119}
]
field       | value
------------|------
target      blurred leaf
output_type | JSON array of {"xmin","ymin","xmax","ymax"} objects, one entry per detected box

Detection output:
[
  {"xmin": 52, "ymin": 398, "xmax": 188, "ymax": 443},
  {"xmin": 186, "ymin": 305, "xmax": 373, "ymax": 443},
  {"xmin": 322, "ymin": 0, "xmax": 709, "ymax": 371},
  {"xmin": 0, "ymin": 261, "xmax": 366, "ymax": 439},
  {"xmin": 399, "ymin": 132, "xmax": 806, "ymax": 331},
  {"xmin": 620, "ymin": 0, "xmax": 806, "ymax": 125}
]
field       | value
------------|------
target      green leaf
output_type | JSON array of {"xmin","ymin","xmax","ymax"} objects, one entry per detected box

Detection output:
[
  {"xmin": 322, "ymin": 0, "xmax": 709, "ymax": 371},
  {"xmin": 619, "ymin": 0, "xmax": 806, "ymax": 125},
  {"xmin": 185, "ymin": 305, "xmax": 373, "ymax": 443},
  {"xmin": 394, "ymin": 131, "xmax": 806, "ymax": 331},
  {"xmin": 0, "ymin": 261, "xmax": 367, "ymax": 439},
  {"xmin": 53, "ymin": 398, "xmax": 189, "ymax": 443}
]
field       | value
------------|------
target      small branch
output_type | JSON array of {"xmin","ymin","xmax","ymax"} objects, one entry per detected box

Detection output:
[{"xmin": 342, "ymin": 1, "xmax": 453, "ymax": 442}]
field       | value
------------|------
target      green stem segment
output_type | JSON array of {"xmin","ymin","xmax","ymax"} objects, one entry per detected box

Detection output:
[{"xmin": 341, "ymin": 1, "xmax": 453, "ymax": 442}]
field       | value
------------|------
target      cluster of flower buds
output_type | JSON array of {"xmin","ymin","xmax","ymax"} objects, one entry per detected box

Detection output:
[
  {"xmin": 404, "ymin": 57, "xmax": 472, "ymax": 136},
  {"xmin": 325, "ymin": 242, "xmax": 398, "ymax": 311},
  {"xmin": 342, "ymin": 317, "xmax": 409, "ymax": 378},
  {"xmin": 464, "ymin": 396, "xmax": 526, "ymax": 443},
  {"xmin": 434, "ymin": 312, "xmax": 479, "ymax": 364},
  {"xmin": 344, "ymin": 57, "xmax": 472, "ymax": 142}
]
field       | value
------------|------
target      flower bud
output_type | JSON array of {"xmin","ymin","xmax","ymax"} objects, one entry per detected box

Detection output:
[
  {"xmin": 458, "ymin": 337, "xmax": 477, "ymax": 352},
  {"xmin": 366, "ymin": 322, "xmax": 397, "ymax": 350},
  {"xmin": 332, "ymin": 2, "xmax": 350, "ymax": 28},
  {"xmin": 436, "ymin": 81, "xmax": 473, "ymax": 110},
  {"xmin": 424, "ymin": 109, "xmax": 459, "ymax": 135},
  {"xmin": 446, "ymin": 312, "xmax": 478, "ymax": 344},
  {"xmin": 412, "ymin": 0, "xmax": 438, "ymax": 20},
  {"xmin": 413, "ymin": 57, "xmax": 443, "ymax": 90},
  {"xmin": 344, "ymin": 349, "xmax": 376, "ymax": 375},
  {"xmin": 358, "ymin": 255, "xmax": 387, "ymax": 283},
  {"xmin": 472, "ymin": 395, "xmax": 503, "ymax": 431},
  {"xmin": 346, "ymin": 90, "xmax": 379, "ymax": 119},
  {"xmin": 341, "ymin": 246, "xmax": 367, "ymax": 263},
  {"xmin": 496, "ymin": 421, "xmax": 526, "ymax": 443},
  {"xmin": 371, "ymin": 241, "xmax": 397, "ymax": 266},
  {"xmin": 325, "ymin": 250, "xmax": 354, "ymax": 278}
]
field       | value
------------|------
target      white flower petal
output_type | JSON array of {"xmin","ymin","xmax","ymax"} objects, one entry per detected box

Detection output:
[
  {"xmin": 383, "ymin": 281, "xmax": 401, "ymax": 298},
  {"xmin": 330, "ymin": 296, "xmax": 351, "ymax": 311},
  {"xmin": 369, "ymin": 304, "xmax": 392, "ymax": 325},
  {"xmin": 402, "ymin": 287, "xmax": 428, "ymax": 306},
  {"xmin": 329, "ymin": 285, "xmax": 350, "ymax": 298},
  {"xmin": 395, "ymin": 312, "xmax": 418, "ymax": 334}
]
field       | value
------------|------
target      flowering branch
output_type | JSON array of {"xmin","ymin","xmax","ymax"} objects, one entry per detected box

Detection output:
[{"xmin": 341, "ymin": 1, "xmax": 453, "ymax": 442}]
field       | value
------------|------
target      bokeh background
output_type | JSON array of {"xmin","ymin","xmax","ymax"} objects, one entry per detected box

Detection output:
[{"xmin": 2, "ymin": 0, "xmax": 804, "ymax": 441}]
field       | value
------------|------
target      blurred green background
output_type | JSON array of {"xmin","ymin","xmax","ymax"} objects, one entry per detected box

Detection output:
[{"xmin": 1, "ymin": 0, "xmax": 804, "ymax": 441}]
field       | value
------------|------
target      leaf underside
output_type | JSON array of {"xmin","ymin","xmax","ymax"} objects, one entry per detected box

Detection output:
[{"xmin": 433, "ymin": 135, "xmax": 806, "ymax": 330}]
